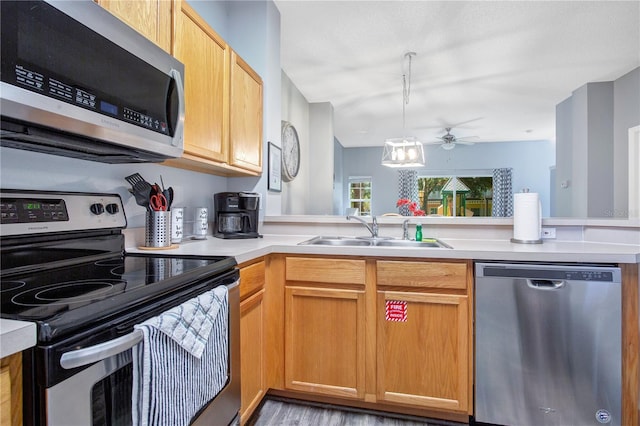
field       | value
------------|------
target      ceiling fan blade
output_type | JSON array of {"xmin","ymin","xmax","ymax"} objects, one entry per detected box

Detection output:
[{"xmin": 455, "ymin": 140, "xmax": 475, "ymax": 146}]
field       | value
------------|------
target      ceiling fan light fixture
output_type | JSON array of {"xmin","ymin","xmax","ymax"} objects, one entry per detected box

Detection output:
[{"xmin": 442, "ymin": 143, "xmax": 456, "ymax": 150}]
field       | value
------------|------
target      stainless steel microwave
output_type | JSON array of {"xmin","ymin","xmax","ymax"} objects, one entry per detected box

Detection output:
[{"xmin": 0, "ymin": 0, "xmax": 185, "ymax": 163}]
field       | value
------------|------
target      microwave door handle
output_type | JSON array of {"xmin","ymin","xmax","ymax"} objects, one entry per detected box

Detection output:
[
  {"xmin": 170, "ymin": 68, "xmax": 185, "ymax": 148},
  {"xmin": 59, "ymin": 329, "xmax": 144, "ymax": 370}
]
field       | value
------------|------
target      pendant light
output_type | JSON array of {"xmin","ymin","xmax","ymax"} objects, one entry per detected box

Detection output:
[{"xmin": 381, "ymin": 52, "xmax": 425, "ymax": 168}]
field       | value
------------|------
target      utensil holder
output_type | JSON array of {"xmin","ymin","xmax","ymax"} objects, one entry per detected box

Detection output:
[{"xmin": 145, "ymin": 211, "xmax": 172, "ymax": 248}]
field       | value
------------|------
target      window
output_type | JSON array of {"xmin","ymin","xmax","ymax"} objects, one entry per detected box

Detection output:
[
  {"xmin": 348, "ymin": 177, "xmax": 372, "ymax": 216},
  {"xmin": 417, "ymin": 172, "xmax": 493, "ymax": 217}
]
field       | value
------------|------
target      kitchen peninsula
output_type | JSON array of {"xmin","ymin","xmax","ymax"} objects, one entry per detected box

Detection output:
[
  {"xmin": 125, "ymin": 215, "xmax": 639, "ymax": 425},
  {"xmin": 3, "ymin": 216, "xmax": 639, "ymax": 425}
]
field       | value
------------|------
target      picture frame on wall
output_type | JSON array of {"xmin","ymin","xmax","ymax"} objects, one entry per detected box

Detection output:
[{"xmin": 268, "ymin": 142, "xmax": 282, "ymax": 192}]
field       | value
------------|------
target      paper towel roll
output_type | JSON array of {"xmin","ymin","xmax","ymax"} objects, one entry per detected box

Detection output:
[{"xmin": 512, "ymin": 192, "xmax": 542, "ymax": 243}]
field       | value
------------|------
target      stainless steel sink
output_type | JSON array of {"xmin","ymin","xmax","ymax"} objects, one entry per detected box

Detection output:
[
  {"xmin": 299, "ymin": 236, "xmax": 452, "ymax": 249},
  {"xmin": 375, "ymin": 238, "xmax": 452, "ymax": 248},
  {"xmin": 299, "ymin": 236, "xmax": 372, "ymax": 246}
]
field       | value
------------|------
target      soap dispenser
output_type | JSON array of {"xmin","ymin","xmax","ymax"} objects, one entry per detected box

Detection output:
[{"xmin": 415, "ymin": 224, "xmax": 422, "ymax": 241}]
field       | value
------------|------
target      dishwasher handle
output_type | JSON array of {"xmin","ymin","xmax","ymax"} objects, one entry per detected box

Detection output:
[{"xmin": 527, "ymin": 279, "xmax": 565, "ymax": 290}]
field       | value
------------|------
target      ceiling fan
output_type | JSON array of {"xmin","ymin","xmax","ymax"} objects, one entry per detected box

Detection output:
[{"xmin": 426, "ymin": 128, "xmax": 478, "ymax": 150}]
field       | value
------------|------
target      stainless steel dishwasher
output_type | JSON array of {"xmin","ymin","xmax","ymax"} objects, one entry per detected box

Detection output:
[{"xmin": 475, "ymin": 262, "xmax": 622, "ymax": 426}]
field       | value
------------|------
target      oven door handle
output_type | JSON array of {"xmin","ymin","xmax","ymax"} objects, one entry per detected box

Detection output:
[{"xmin": 60, "ymin": 329, "xmax": 144, "ymax": 370}]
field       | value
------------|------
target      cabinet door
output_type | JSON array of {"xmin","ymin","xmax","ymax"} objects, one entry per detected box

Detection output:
[
  {"xmin": 0, "ymin": 365, "xmax": 10, "ymax": 426},
  {"xmin": 377, "ymin": 291, "xmax": 468, "ymax": 412},
  {"xmin": 173, "ymin": 1, "xmax": 229, "ymax": 163},
  {"xmin": 229, "ymin": 51, "xmax": 263, "ymax": 173},
  {"xmin": 0, "ymin": 353, "xmax": 21, "ymax": 426},
  {"xmin": 96, "ymin": 0, "xmax": 172, "ymax": 53},
  {"xmin": 240, "ymin": 289, "xmax": 265, "ymax": 424},
  {"xmin": 285, "ymin": 286, "xmax": 366, "ymax": 399}
]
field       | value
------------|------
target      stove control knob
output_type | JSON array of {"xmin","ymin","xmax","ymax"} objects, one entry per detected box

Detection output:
[
  {"xmin": 90, "ymin": 203, "xmax": 105, "ymax": 215},
  {"xmin": 105, "ymin": 203, "xmax": 120, "ymax": 215}
]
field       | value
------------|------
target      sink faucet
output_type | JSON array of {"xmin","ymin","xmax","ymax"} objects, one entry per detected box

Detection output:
[
  {"xmin": 347, "ymin": 215, "xmax": 378, "ymax": 238},
  {"xmin": 402, "ymin": 219, "xmax": 410, "ymax": 240}
]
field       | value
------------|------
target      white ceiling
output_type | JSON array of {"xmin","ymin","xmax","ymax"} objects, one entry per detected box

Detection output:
[{"xmin": 274, "ymin": 0, "xmax": 640, "ymax": 148}]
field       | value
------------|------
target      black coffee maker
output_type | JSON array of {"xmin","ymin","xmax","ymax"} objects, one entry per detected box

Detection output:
[{"xmin": 213, "ymin": 192, "xmax": 261, "ymax": 239}]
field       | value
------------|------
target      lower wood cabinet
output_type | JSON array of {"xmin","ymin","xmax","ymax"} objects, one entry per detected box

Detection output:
[
  {"xmin": 376, "ymin": 260, "xmax": 472, "ymax": 414},
  {"xmin": 239, "ymin": 261, "xmax": 266, "ymax": 424},
  {"xmin": 284, "ymin": 257, "xmax": 367, "ymax": 399},
  {"xmin": 285, "ymin": 286, "xmax": 366, "ymax": 399},
  {"xmin": 280, "ymin": 256, "xmax": 472, "ymax": 419},
  {"xmin": 0, "ymin": 352, "xmax": 22, "ymax": 426},
  {"xmin": 376, "ymin": 290, "xmax": 468, "ymax": 412}
]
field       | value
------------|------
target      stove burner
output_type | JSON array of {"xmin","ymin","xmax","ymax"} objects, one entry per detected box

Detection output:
[
  {"xmin": 12, "ymin": 279, "xmax": 126, "ymax": 306},
  {"xmin": 95, "ymin": 258, "xmax": 125, "ymax": 267},
  {"xmin": 1, "ymin": 281, "xmax": 26, "ymax": 293}
]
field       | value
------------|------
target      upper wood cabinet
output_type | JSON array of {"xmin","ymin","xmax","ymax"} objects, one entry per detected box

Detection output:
[
  {"xmin": 164, "ymin": 1, "xmax": 263, "ymax": 176},
  {"xmin": 172, "ymin": 1, "xmax": 229, "ymax": 164},
  {"xmin": 96, "ymin": 0, "xmax": 172, "ymax": 53},
  {"xmin": 229, "ymin": 51, "xmax": 263, "ymax": 173}
]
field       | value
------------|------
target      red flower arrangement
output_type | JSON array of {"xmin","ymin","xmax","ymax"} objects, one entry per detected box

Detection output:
[{"xmin": 396, "ymin": 198, "xmax": 425, "ymax": 216}]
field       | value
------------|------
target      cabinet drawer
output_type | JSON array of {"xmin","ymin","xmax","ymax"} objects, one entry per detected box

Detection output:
[
  {"xmin": 377, "ymin": 261, "xmax": 467, "ymax": 289},
  {"xmin": 286, "ymin": 257, "xmax": 366, "ymax": 285},
  {"xmin": 240, "ymin": 261, "xmax": 265, "ymax": 300}
]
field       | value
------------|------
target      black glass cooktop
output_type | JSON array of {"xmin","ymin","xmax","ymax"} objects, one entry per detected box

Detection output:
[{"xmin": 0, "ymin": 253, "xmax": 237, "ymax": 341}]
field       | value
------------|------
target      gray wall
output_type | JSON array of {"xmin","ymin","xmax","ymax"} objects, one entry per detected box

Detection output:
[
  {"xmin": 555, "ymin": 67, "xmax": 639, "ymax": 218},
  {"xmin": 333, "ymin": 138, "xmax": 344, "ymax": 215},
  {"xmin": 308, "ymin": 102, "xmax": 334, "ymax": 215},
  {"xmin": 614, "ymin": 68, "xmax": 640, "ymax": 217},
  {"xmin": 281, "ymin": 71, "xmax": 310, "ymax": 214},
  {"xmin": 0, "ymin": 1, "xmax": 282, "ymax": 227},
  {"xmin": 555, "ymin": 97, "xmax": 573, "ymax": 216},
  {"xmin": 343, "ymin": 140, "xmax": 555, "ymax": 217}
]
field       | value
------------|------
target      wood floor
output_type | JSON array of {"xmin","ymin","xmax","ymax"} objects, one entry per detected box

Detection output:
[{"xmin": 246, "ymin": 397, "xmax": 467, "ymax": 426}]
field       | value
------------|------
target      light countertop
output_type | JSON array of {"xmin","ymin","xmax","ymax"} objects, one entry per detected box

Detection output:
[
  {"xmin": 1, "ymin": 319, "xmax": 36, "ymax": 358},
  {"xmin": 126, "ymin": 234, "xmax": 640, "ymax": 265}
]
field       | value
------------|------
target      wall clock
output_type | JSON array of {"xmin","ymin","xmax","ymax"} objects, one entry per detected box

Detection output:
[{"xmin": 281, "ymin": 120, "xmax": 300, "ymax": 182}]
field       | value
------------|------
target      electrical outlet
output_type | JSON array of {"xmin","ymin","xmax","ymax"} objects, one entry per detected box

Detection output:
[{"xmin": 541, "ymin": 227, "xmax": 556, "ymax": 239}]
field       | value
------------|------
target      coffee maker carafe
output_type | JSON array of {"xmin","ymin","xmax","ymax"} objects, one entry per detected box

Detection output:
[{"xmin": 214, "ymin": 192, "xmax": 261, "ymax": 239}]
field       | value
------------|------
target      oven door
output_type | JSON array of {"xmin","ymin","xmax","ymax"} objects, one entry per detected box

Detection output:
[{"xmin": 45, "ymin": 280, "xmax": 239, "ymax": 426}]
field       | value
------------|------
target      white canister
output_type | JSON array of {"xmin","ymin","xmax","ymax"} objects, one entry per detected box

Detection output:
[
  {"xmin": 170, "ymin": 207, "xmax": 184, "ymax": 244},
  {"xmin": 193, "ymin": 207, "xmax": 208, "ymax": 239}
]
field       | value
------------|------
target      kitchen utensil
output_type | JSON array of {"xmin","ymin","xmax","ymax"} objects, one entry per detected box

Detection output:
[
  {"xmin": 150, "ymin": 193, "xmax": 168, "ymax": 211},
  {"xmin": 125, "ymin": 173, "xmax": 148, "ymax": 188},
  {"xmin": 164, "ymin": 187, "xmax": 174, "ymax": 210},
  {"xmin": 129, "ymin": 188, "xmax": 149, "ymax": 209},
  {"xmin": 125, "ymin": 173, "xmax": 154, "ymax": 211}
]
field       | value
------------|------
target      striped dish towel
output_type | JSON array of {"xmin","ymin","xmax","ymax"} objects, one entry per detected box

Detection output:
[{"xmin": 132, "ymin": 285, "xmax": 229, "ymax": 426}]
